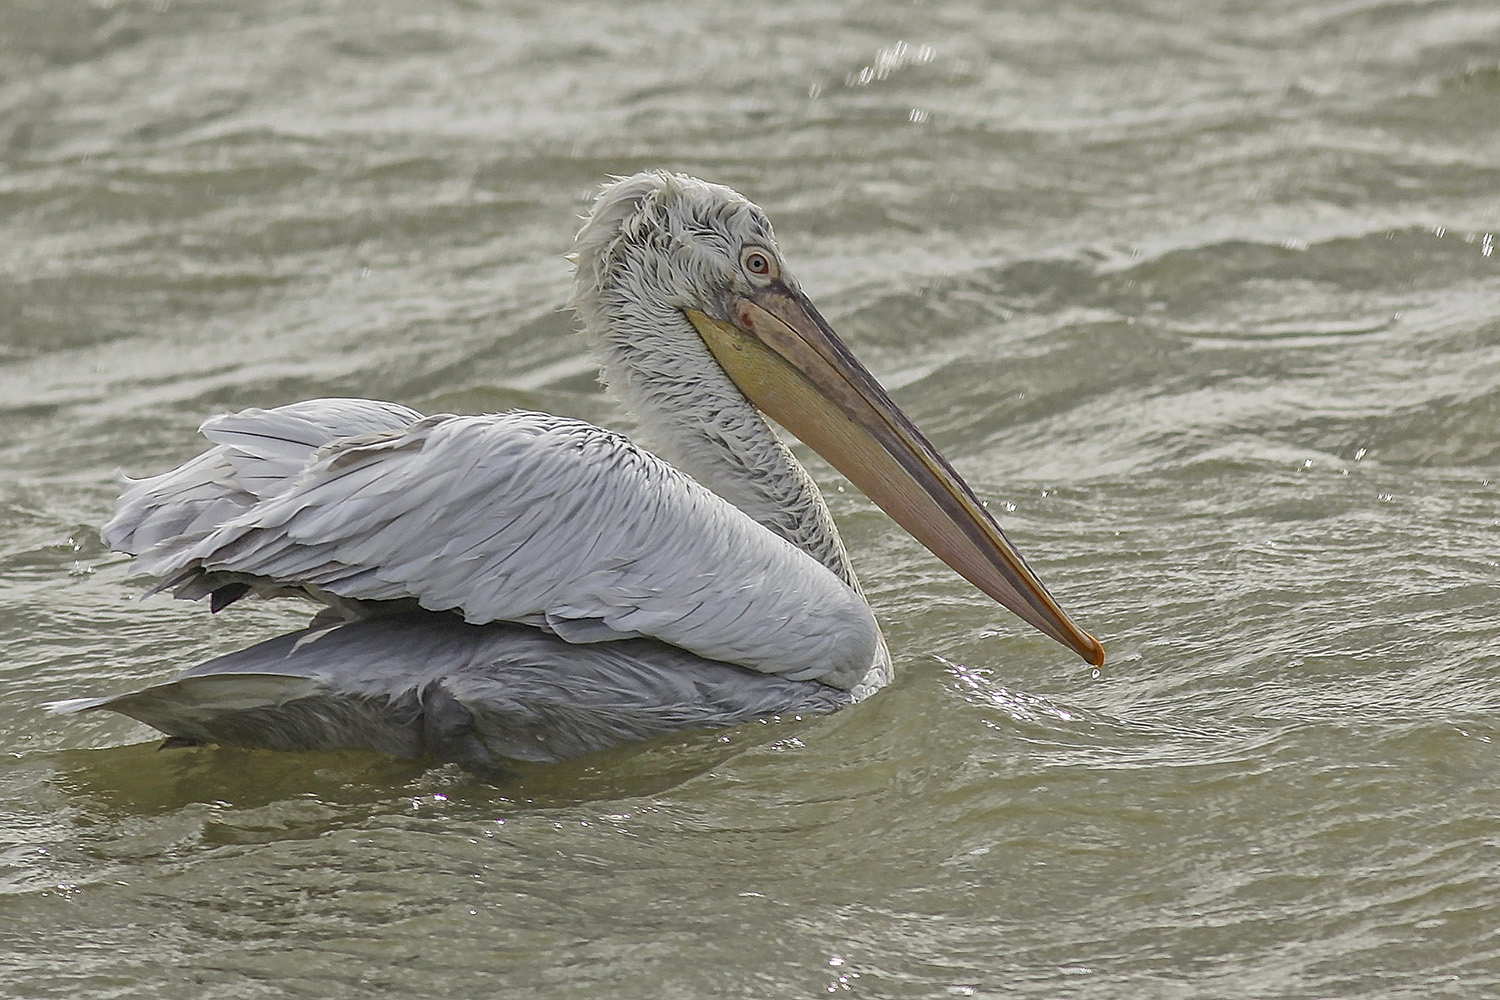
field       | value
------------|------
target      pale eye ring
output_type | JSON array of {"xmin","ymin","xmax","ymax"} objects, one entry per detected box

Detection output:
[{"xmin": 741, "ymin": 247, "xmax": 775, "ymax": 278}]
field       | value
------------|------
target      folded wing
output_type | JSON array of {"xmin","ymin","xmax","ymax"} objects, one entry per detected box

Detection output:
[{"xmin": 108, "ymin": 400, "xmax": 877, "ymax": 688}]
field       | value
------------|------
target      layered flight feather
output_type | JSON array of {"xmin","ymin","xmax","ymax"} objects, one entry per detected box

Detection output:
[{"xmin": 108, "ymin": 399, "xmax": 879, "ymax": 689}]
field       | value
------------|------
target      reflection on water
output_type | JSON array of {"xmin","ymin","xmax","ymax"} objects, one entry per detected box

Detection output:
[{"xmin": 47, "ymin": 719, "xmax": 815, "ymax": 819}]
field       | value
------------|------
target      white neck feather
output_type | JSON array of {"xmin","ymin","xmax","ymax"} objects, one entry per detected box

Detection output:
[{"xmin": 577, "ymin": 280, "xmax": 861, "ymax": 591}]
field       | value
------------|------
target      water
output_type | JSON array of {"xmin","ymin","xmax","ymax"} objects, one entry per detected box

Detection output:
[{"xmin": 3, "ymin": 0, "xmax": 1498, "ymax": 996}]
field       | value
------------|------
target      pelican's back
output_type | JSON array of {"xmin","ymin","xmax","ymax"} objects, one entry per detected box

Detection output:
[{"xmin": 106, "ymin": 400, "xmax": 880, "ymax": 689}]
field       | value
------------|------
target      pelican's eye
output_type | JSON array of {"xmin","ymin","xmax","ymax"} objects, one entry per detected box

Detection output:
[{"xmin": 740, "ymin": 246, "xmax": 777, "ymax": 282}]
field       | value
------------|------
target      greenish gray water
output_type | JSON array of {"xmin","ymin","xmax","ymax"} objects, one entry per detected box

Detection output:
[{"xmin": 3, "ymin": 1, "xmax": 1499, "ymax": 996}]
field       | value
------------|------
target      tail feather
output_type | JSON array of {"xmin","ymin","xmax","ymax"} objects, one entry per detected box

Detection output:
[{"xmin": 53, "ymin": 669, "xmax": 428, "ymax": 760}]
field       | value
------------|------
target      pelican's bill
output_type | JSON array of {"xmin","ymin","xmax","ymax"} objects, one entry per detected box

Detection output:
[{"xmin": 686, "ymin": 287, "xmax": 1104, "ymax": 669}]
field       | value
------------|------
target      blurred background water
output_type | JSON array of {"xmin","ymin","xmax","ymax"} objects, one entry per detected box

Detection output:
[{"xmin": 3, "ymin": 0, "xmax": 1499, "ymax": 996}]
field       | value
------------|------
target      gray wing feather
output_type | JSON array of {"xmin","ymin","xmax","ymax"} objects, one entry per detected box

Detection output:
[
  {"xmin": 115, "ymin": 403, "xmax": 877, "ymax": 688},
  {"xmin": 51, "ymin": 615, "xmax": 850, "ymax": 767},
  {"xmin": 104, "ymin": 399, "xmax": 423, "ymax": 555}
]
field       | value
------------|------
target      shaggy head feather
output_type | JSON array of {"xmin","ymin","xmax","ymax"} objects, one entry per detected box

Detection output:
[{"xmin": 571, "ymin": 171, "xmax": 783, "ymax": 323}]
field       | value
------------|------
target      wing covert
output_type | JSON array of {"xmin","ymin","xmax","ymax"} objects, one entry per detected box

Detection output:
[
  {"xmin": 103, "ymin": 398, "xmax": 423, "ymax": 556},
  {"xmin": 125, "ymin": 408, "xmax": 877, "ymax": 688}
]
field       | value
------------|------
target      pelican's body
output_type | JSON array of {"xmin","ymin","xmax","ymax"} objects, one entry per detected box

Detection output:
[{"xmin": 56, "ymin": 173, "xmax": 1099, "ymax": 772}]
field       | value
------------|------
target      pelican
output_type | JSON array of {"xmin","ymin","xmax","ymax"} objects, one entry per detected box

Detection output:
[{"xmin": 53, "ymin": 172, "xmax": 1102, "ymax": 772}]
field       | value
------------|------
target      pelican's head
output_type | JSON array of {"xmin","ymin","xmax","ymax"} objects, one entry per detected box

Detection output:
[
  {"xmin": 571, "ymin": 172, "xmax": 1104, "ymax": 669},
  {"xmin": 571, "ymin": 172, "xmax": 792, "ymax": 354}
]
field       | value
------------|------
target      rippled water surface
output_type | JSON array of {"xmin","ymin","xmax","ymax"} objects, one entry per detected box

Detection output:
[{"xmin": 4, "ymin": 1, "xmax": 1499, "ymax": 996}]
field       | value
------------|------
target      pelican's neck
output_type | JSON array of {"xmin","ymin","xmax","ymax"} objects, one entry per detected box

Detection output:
[
  {"xmin": 595, "ymin": 300, "xmax": 898, "ymax": 692},
  {"xmin": 581, "ymin": 290, "xmax": 861, "ymax": 591},
  {"xmin": 655, "ymin": 385, "xmax": 858, "ymax": 588},
  {"xmin": 590, "ymin": 300, "xmax": 893, "ymax": 698}
]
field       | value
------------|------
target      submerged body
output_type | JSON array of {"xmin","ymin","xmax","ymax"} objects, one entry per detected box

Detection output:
[
  {"xmin": 57, "ymin": 172, "xmax": 1099, "ymax": 771},
  {"xmin": 59, "ymin": 615, "xmax": 850, "ymax": 769}
]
